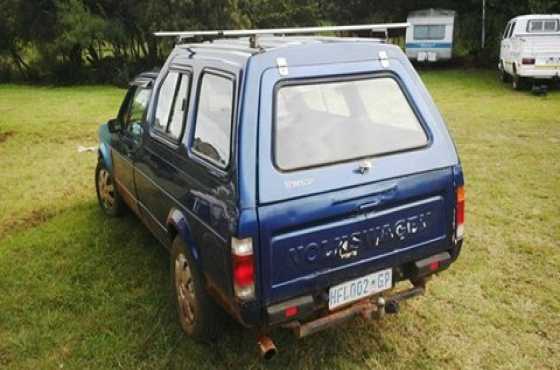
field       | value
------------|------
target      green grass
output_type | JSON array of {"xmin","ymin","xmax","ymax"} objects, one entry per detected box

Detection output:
[{"xmin": 0, "ymin": 70, "xmax": 559, "ymax": 370}]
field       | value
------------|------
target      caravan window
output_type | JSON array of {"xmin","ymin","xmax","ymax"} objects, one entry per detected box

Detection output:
[{"xmin": 413, "ymin": 25, "xmax": 446, "ymax": 40}]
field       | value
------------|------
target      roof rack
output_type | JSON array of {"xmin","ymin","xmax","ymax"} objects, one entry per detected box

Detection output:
[{"xmin": 154, "ymin": 23, "xmax": 409, "ymax": 47}]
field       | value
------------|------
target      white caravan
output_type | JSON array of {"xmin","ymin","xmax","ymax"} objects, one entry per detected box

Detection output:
[
  {"xmin": 405, "ymin": 9, "xmax": 456, "ymax": 62},
  {"xmin": 499, "ymin": 14, "xmax": 560, "ymax": 89}
]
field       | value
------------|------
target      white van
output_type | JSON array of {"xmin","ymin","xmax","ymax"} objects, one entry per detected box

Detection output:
[
  {"xmin": 499, "ymin": 14, "xmax": 560, "ymax": 89},
  {"xmin": 405, "ymin": 9, "xmax": 456, "ymax": 63}
]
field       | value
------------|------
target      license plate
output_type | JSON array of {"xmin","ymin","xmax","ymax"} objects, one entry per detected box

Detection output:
[{"xmin": 328, "ymin": 268, "xmax": 392, "ymax": 310}]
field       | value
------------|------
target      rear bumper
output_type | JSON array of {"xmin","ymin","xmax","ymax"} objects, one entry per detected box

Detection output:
[
  {"xmin": 518, "ymin": 66, "xmax": 560, "ymax": 79},
  {"xmin": 286, "ymin": 284, "xmax": 426, "ymax": 337},
  {"xmin": 259, "ymin": 243, "xmax": 462, "ymax": 332}
]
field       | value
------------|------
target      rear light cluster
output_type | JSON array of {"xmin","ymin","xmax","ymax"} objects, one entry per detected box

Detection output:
[
  {"xmin": 455, "ymin": 186, "xmax": 465, "ymax": 240},
  {"xmin": 429, "ymin": 261, "xmax": 440, "ymax": 272},
  {"xmin": 522, "ymin": 58, "xmax": 536, "ymax": 65},
  {"xmin": 232, "ymin": 237, "xmax": 255, "ymax": 301},
  {"xmin": 284, "ymin": 306, "xmax": 298, "ymax": 318}
]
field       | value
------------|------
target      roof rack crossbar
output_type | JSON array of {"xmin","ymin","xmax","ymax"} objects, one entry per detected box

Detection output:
[{"xmin": 154, "ymin": 23, "xmax": 410, "ymax": 39}]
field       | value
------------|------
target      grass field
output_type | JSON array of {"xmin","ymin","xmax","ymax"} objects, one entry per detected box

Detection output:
[{"xmin": 0, "ymin": 70, "xmax": 559, "ymax": 370}]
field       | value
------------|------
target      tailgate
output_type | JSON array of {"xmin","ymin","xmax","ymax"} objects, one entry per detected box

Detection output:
[{"xmin": 258, "ymin": 168, "xmax": 454, "ymax": 304}]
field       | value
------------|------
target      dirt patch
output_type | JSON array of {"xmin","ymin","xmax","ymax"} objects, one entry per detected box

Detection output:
[
  {"xmin": 0, "ymin": 131, "xmax": 15, "ymax": 144},
  {"xmin": 0, "ymin": 345, "xmax": 13, "ymax": 367},
  {"xmin": 0, "ymin": 208, "xmax": 57, "ymax": 240}
]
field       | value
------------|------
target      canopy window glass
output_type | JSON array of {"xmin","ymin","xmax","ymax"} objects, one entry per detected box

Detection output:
[{"xmin": 275, "ymin": 77, "xmax": 428, "ymax": 171}]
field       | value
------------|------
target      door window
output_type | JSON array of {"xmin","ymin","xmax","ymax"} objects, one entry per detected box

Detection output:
[
  {"xmin": 192, "ymin": 72, "xmax": 234, "ymax": 168},
  {"xmin": 124, "ymin": 87, "xmax": 152, "ymax": 138}
]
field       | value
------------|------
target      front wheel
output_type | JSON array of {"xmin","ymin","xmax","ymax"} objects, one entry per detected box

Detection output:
[
  {"xmin": 499, "ymin": 62, "xmax": 511, "ymax": 83},
  {"xmin": 95, "ymin": 161, "xmax": 124, "ymax": 216}
]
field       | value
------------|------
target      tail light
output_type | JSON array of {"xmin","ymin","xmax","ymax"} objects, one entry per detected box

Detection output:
[
  {"xmin": 232, "ymin": 237, "xmax": 255, "ymax": 300},
  {"xmin": 455, "ymin": 186, "xmax": 465, "ymax": 240},
  {"xmin": 522, "ymin": 58, "xmax": 535, "ymax": 65}
]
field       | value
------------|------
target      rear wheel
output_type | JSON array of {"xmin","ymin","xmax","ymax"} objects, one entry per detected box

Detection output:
[
  {"xmin": 512, "ymin": 74, "xmax": 530, "ymax": 90},
  {"xmin": 95, "ymin": 161, "xmax": 124, "ymax": 216},
  {"xmin": 170, "ymin": 237, "xmax": 224, "ymax": 341},
  {"xmin": 512, "ymin": 65, "xmax": 529, "ymax": 91}
]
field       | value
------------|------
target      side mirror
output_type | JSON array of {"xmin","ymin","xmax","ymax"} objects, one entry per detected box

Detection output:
[{"xmin": 107, "ymin": 118, "xmax": 123, "ymax": 133}]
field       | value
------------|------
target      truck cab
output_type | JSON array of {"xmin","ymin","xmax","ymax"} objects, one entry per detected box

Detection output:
[
  {"xmin": 499, "ymin": 14, "xmax": 560, "ymax": 89},
  {"xmin": 96, "ymin": 26, "xmax": 464, "ymax": 357}
]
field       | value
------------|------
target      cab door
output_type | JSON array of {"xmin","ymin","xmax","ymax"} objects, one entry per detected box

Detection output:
[{"xmin": 111, "ymin": 84, "xmax": 152, "ymax": 214}]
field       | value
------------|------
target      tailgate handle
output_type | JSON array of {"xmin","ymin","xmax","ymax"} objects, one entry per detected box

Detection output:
[
  {"xmin": 359, "ymin": 199, "xmax": 381, "ymax": 211},
  {"xmin": 333, "ymin": 184, "xmax": 398, "ymax": 209},
  {"xmin": 357, "ymin": 185, "xmax": 398, "ymax": 211}
]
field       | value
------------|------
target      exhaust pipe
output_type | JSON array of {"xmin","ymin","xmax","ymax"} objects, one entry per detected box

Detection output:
[{"xmin": 257, "ymin": 335, "xmax": 277, "ymax": 360}]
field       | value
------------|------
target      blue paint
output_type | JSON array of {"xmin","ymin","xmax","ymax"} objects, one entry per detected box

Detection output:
[
  {"xmin": 96, "ymin": 37, "xmax": 464, "ymax": 330},
  {"xmin": 406, "ymin": 42, "xmax": 453, "ymax": 49}
]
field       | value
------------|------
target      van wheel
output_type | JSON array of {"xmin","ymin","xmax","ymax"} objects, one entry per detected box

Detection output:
[
  {"xmin": 499, "ymin": 63, "xmax": 511, "ymax": 83},
  {"xmin": 95, "ymin": 161, "xmax": 124, "ymax": 216},
  {"xmin": 171, "ymin": 237, "xmax": 223, "ymax": 341},
  {"xmin": 512, "ymin": 74, "xmax": 528, "ymax": 90}
]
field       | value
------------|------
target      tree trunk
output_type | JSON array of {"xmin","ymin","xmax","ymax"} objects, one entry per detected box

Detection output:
[{"xmin": 9, "ymin": 47, "xmax": 30, "ymax": 78}]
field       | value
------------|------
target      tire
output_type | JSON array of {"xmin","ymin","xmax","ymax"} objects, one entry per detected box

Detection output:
[
  {"xmin": 512, "ymin": 67, "xmax": 530, "ymax": 91},
  {"xmin": 499, "ymin": 62, "xmax": 511, "ymax": 83},
  {"xmin": 170, "ymin": 237, "xmax": 224, "ymax": 342},
  {"xmin": 95, "ymin": 161, "xmax": 124, "ymax": 216}
]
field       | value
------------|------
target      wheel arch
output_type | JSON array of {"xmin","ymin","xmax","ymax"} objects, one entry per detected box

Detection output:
[
  {"xmin": 167, "ymin": 208, "xmax": 201, "ymax": 264},
  {"xmin": 97, "ymin": 143, "xmax": 113, "ymax": 173},
  {"xmin": 97, "ymin": 122, "xmax": 113, "ymax": 173}
]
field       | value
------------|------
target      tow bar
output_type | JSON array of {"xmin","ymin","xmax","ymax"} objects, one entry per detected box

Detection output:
[{"xmin": 284, "ymin": 282, "xmax": 426, "ymax": 338}]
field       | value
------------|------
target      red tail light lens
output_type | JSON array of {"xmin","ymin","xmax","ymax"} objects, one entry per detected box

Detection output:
[
  {"xmin": 522, "ymin": 58, "xmax": 535, "ymax": 65},
  {"xmin": 455, "ymin": 186, "xmax": 465, "ymax": 240},
  {"xmin": 429, "ymin": 261, "xmax": 440, "ymax": 272},
  {"xmin": 284, "ymin": 306, "xmax": 299, "ymax": 318},
  {"xmin": 232, "ymin": 237, "xmax": 255, "ymax": 300},
  {"xmin": 233, "ymin": 254, "xmax": 254, "ymax": 286}
]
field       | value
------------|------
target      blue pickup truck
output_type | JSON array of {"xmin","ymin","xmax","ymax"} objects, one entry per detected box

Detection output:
[{"xmin": 96, "ymin": 26, "xmax": 464, "ymax": 359}]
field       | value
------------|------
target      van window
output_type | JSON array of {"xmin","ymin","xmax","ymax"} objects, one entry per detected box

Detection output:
[
  {"xmin": 167, "ymin": 74, "xmax": 191, "ymax": 139},
  {"xmin": 125, "ymin": 87, "xmax": 151, "ymax": 136},
  {"xmin": 155, "ymin": 72, "xmax": 179, "ymax": 131},
  {"xmin": 154, "ymin": 71, "xmax": 191, "ymax": 140},
  {"xmin": 192, "ymin": 73, "xmax": 234, "ymax": 168},
  {"xmin": 527, "ymin": 19, "xmax": 559, "ymax": 33},
  {"xmin": 414, "ymin": 25, "xmax": 446, "ymax": 40},
  {"xmin": 275, "ymin": 77, "xmax": 428, "ymax": 171},
  {"xmin": 503, "ymin": 23, "xmax": 512, "ymax": 39},
  {"xmin": 508, "ymin": 22, "xmax": 516, "ymax": 38}
]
